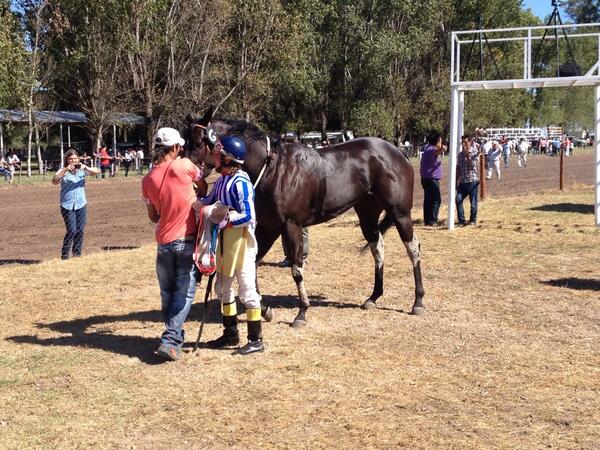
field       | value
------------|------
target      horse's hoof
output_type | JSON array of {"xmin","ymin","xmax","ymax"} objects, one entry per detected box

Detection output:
[
  {"xmin": 261, "ymin": 306, "xmax": 273, "ymax": 323},
  {"xmin": 411, "ymin": 306, "xmax": 426, "ymax": 316},
  {"xmin": 361, "ymin": 300, "xmax": 377, "ymax": 310},
  {"xmin": 291, "ymin": 319, "xmax": 307, "ymax": 328}
]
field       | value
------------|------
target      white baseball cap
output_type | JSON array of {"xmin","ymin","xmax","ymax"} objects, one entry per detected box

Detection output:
[{"xmin": 154, "ymin": 127, "xmax": 185, "ymax": 147}]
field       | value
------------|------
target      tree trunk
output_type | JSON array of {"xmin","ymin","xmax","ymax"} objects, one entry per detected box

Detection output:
[
  {"xmin": 320, "ymin": 110, "xmax": 328, "ymax": 142},
  {"xmin": 36, "ymin": 127, "xmax": 43, "ymax": 174}
]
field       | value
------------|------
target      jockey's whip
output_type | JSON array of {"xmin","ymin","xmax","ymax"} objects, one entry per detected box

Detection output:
[{"xmin": 193, "ymin": 271, "xmax": 215, "ymax": 352}]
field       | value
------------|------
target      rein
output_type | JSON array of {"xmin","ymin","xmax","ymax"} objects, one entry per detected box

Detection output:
[{"xmin": 253, "ymin": 136, "xmax": 270, "ymax": 189}]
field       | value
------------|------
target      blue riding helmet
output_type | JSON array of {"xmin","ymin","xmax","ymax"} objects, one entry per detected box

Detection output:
[{"xmin": 220, "ymin": 136, "xmax": 246, "ymax": 164}]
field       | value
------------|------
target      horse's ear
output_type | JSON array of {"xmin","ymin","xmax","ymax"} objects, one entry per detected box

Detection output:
[{"xmin": 199, "ymin": 106, "xmax": 215, "ymax": 126}]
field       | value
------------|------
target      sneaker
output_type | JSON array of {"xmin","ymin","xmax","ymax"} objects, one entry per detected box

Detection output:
[
  {"xmin": 207, "ymin": 330, "xmax": 240, "ymax": 349},
  {"xmin": 277, "ymin": 258, "xmax": 292, "ymax": 268},
  {"xmin": 155, "ymin": 344, "xmax": 180, "ymax": 361},
  {"xmin": 233, "ymin": 340, "xmax": 265, "ymax": 355}
]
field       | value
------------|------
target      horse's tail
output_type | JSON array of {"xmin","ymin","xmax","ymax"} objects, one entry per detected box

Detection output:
[{"xmin": 359, "ymin": 212, "xmax": 395, "ymax": 254}]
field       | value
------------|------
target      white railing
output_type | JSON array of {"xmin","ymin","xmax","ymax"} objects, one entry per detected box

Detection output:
[{"xmin": 451, "ymin": 23, "xmax": 600, "ymax": 89}]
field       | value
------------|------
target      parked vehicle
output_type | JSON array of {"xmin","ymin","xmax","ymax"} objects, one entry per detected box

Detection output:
[{"xmin": 300, "ymin": 130, "xmax": 354, "ymax": 148}]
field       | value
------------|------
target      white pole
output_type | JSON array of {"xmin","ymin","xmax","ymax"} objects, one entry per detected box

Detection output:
[
  {"xmin": 459, "ymin": 91, "xmax": 465, "ymax": 140},
  {"xmin": 0, "ymin": 122, "xmax": 4, "ymax": 156},
  {"xmin": 67, "ymin": 125, "xmax": 71, "ymax": 147},
  {"xmin": 595, "ymin": 84, "xmax": 600, "ymax": 227},
  {"xmin": 59, "ymin": 123, "xmax": 64, "ymax": 168},
  {"xmin": 447, "ymin": 87, "xmax": 460, "ymax": 230}
]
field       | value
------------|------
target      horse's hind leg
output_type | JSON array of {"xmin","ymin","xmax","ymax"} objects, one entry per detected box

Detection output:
[
  {"xmin": 254, "ymin": 224, "xmax": 280, "ymax": 322},
  {"xmin": 393, "ymin": 210, "xmax": 426, "ymax": 315},
  {"xmin": 283, "ymin": 220, "xmax": 310, "ymax": 327},
  {"xmin": 354, "ymin": 199, "xmax": 385, "ymax": 310}
]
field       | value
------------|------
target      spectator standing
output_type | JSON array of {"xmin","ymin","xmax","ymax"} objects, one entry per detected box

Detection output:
[
  {"xmin": 136, "ymin": 147, "xmax": 145, "ymax": 174},
  {"xmin": 7, "ymin": 150, "xmax": 20, "ymax": 181},
  {"xmin": 141, "ymin": 128, "xmax": 206, "ymax": 361},
  {"xmin": 456, "ymin": 135, "xmax": 480, "ymax": 226},
  {"xmin": 517, "ymin": 138, "xmax": 528, "ymax": 168},
  {"xmin": 123, "ymin": 149, "xmax": 134, "ymax": 176},
  {"xmin": 502, "ymin": 138, "xmax": 511, "ymax": 168},
  {"xmin": 52, "ymin": 148, "xmax": 101, "ymax": 259},
  {"xmin": 419, "ymin": 132, "xmax": 446, "ymax": 226},
  {"xmin": 95, "ymin": 146, "xmax": 112, "ymax": 178},
  {"xmin": 486, "ymin": 141, "xmax": 502, "ymax": 180}
]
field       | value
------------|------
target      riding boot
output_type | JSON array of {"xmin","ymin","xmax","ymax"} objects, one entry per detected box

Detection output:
[
  {"xmin": 207, "ymin": 304, "xmax": 239, "ymax": 348},
  {"xmin": 234, "ymin": 308, "xmax": 264, "ymax": 355}
]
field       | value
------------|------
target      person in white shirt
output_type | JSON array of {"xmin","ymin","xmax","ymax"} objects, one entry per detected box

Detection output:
[
  {"xmin": 517, "ymin": 138, "xmax": 528, "ymax": 168},
  {"xmin": 486, "ymin": 141, "xmax": 502, "ymax": 180},
  {"xmin": 7, "ymin": 150, "xmax": 20, "ymax": 181},
  {"xmin": 136, "ymin": 148, "xmax": 145, "ymax": 173}
]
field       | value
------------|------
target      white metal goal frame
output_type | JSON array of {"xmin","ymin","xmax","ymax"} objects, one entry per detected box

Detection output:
[{"xmin": 447, "ymin": 22, "xmax": 600, "ymax": 229}]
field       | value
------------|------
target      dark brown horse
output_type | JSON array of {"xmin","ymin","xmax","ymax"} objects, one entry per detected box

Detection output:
[{"xmin": 185, "ymin": 111, "xmax": 425, "ymax": 327}]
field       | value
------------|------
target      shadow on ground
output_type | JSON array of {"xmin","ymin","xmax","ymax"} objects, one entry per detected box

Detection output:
[
  {"xmin": 541, "ymin": 277, "xmax": 600, "ymax": 291},
  {"xmin": 0, "ymin": 259, "xmax": 41, "ymax": 266},
  {"xmin": 530, "ymin": 203, "xmax": 593, "ymax": 214},
  {"xmin": 6, "ymin": 294, "xmax": 377, "ymax": 362}
]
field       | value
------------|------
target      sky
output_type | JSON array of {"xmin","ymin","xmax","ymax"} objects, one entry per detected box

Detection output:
[{"xmin": 522, "ymin": 0, "xmax": 567, "ymax": 19}]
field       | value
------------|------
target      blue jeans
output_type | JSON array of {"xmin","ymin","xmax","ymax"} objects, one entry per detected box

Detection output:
[
  {"xmin": 156, "ymin": 239, "xmax": 197, "ymax": 349},
  {"xmin": 61, "ymin": 205, "xmax": 87, "ymax": 259},
  {"xmin": 456, "ymin": 181, "xmax": 479, "ymax": 224}
]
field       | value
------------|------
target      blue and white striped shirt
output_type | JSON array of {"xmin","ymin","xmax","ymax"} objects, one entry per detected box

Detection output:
[{"xmin": 201, "ymin": 170, "xmax": 256, "ymax": 228}]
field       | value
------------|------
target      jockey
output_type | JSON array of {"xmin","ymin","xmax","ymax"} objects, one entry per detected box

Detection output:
[{"xmin": 199, "ymin": 135, "xmax": 264, "ymax": 355}]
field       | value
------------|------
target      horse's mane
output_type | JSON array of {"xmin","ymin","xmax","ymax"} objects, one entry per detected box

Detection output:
[{"xmin": 213, "ymin": 117, "xmax": 284, "ymax": 151}]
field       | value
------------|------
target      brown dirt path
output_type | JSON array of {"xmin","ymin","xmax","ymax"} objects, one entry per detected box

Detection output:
[{"xmin": 0, "ymin": 151, "xmax": 595, "ymax": 262}]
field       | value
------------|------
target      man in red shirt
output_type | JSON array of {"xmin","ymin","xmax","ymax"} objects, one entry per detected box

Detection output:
[
  {"xmin": 142, "ymin": 127, "xmax": 207, "ymax": 361},
  {"xmin": 95, "ymin": 146, "xmax": 112, "ymax": 178}
]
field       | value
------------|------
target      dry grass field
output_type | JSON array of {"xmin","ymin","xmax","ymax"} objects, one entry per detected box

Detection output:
[{"xmin": 1, "ymin": 186, "xmax": 599, "ymax": 449}]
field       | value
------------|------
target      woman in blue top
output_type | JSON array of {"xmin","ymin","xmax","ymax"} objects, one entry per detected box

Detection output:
[{"xmin": 52, "ymin": 148, "xmax": 100, "ymax": 259}]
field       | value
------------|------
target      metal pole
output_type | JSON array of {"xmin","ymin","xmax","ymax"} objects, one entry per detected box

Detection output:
[
  {"xmin": 0, "ymin": 122, "xmax": 4, "ymax": 156},
  {"xmin": 594, "ymin": 84, "xmax": 600, "ymax": 227},
  {"xmin": 447, "ymin": 87, "xmax": 460, "ymax": 230},
  {"xmin": 451, "ymin": 33, "xmax": 455, "ymax": 83},
  {"xmin": 527, "ymin": 28, "xmax": 532, "ymax": 79},
  {"xmin": 67, "ymin": 126, "xmax": 71, "ymax": 147},
  {"xmin": 59, "ymin": 123, "xmax": 64, "ymax": 168},
  {"xmin": 559, "ymin": 146, "xmax": 564, "ymax": 190}
]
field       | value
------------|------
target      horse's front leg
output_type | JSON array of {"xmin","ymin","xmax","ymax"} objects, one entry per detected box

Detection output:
[{"xmin": 283, "ymin": 220, "xmax": 309, "ymax": 327}]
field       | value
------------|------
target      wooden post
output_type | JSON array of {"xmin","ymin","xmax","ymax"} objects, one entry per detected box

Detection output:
[
  {"xmin": 479, "ymin": 152, "xmax": 486, "ymax": 200},
  {"xmin": 559, "ymin": 146, "xmax": 564, "ymax": 191}
]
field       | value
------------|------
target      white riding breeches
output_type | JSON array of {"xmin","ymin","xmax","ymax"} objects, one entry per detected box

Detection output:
[{"xmin": 214, "ymin": 228, "xmax": 261, "ymax": 310}]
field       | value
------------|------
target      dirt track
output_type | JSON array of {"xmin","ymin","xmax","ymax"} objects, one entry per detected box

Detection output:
[{"xmin": 0, "ymin": 151, "xmax": 595, "ymax": 263}]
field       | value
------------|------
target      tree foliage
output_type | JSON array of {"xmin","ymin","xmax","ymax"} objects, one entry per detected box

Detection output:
[{"xmin": 2, "ymin": 0, "xmax": 597, "ymax": 154}]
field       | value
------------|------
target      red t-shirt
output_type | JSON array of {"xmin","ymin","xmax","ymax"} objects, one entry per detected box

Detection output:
[
  {"xmin": 142, "ymin": 158, "xmax": 201, "ymax": 244},
  {"xmin": 98, "ymin": 148, "xmax": 111, "ymax": 167}
]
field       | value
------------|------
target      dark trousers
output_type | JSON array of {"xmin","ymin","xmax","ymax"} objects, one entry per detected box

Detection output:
[
  {"xmin": 61, "ymin": 205, "xmax": 87, "ymax": 259},
  {"xmin": 456, "ymin": 181, "xmax": 479, "ymax": 224},
  {"xmin": 421, "ymin": 178, "xmax": 441, "ymax": 225},
  {"xmin": 282, "ymin": 228, "xmax": 309, "ymax": 259}
]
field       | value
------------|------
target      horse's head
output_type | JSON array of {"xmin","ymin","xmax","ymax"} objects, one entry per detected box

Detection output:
[{"xmin": 185, "ymin": 107, "xmax": 237, "ymax": 171}]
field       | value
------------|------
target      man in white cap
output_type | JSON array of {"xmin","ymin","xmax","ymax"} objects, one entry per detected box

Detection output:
[{"xmin": 142, "ymin": 127, "xmax": 207, "ymax": 361}]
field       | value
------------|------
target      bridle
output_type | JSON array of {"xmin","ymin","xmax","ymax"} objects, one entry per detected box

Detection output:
[{"xmin": 193, "ymin": 122, "xmax": 272, "ymax": 189}]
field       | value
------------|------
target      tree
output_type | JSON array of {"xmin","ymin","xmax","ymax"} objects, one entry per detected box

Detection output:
[
  {"xmin": 0, "ymin": 0, "xmax": 28, "ymax": 110},
  {"xmin": 45, "ymin": 0, "xmax": 129, "ymax": 150},
  {"xmin": 564, "ymin": 0, "xmax": 599, "ymax": 23}
]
